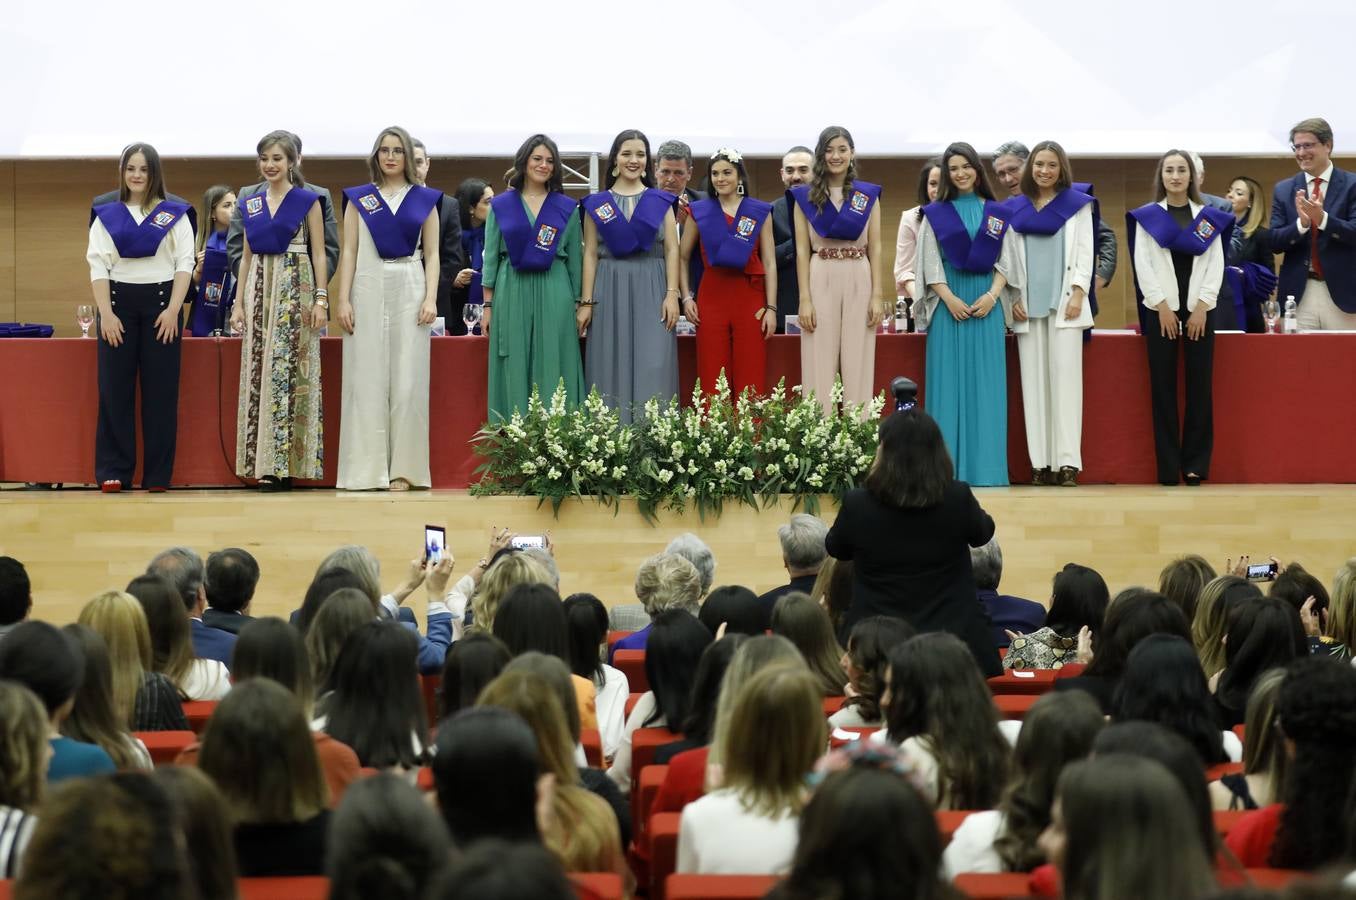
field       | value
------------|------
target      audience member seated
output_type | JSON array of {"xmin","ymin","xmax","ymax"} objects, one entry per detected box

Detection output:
[
  {"xmin": 325, "ymin": 773, "xmax": 452, "ymax": 900},
  {"xmin": 769, "ymin": 747, "xmax": 954, "ymax": 900},
  {"xmin": 432, "ymin": 707, "xmax": 545, "ymax": 846},
  {"xmin": 565, "ymin": 592, "xmax": 630, "ymax": 759},
  {"xmin": 0, "ymin": 556, "xmax": 32, "ymax": 641},
  {"xmin": 655, "ymin": 633, "xmax": 746, "ymax": 764},
  {"xmin": 758, "ymin": 513, "xmax": 830, "ymax": 615},
  {"xmin": 1113, "ymin": 633, "xmax": 1232, "ymax": 765},
  {"xmin": 809, "ymin": 557, "xmax": 853, "ymax": 639},
  {"xmin": 438, "ymin": 631, "xmax": 511, "ymax": 722},
  {"xmin": 127, "ymin": 573, "xmax": 231, "ymax": 701},
  {"xmin": 493, "ymin": 582, "xmax": 598, "ymax": 730},
  {"xmin": 1192, "ymin": 575, "xmax": 1264, "ymax": 678},
  {"xmin": 60, "ymin": 623, "xmax": 152, "ymax": 769},
  {"xmin": 148, "ymin": 546, "xmax": 237, "ymax": 668},
  {"xmin": 305, "ymin": 588, "xmax": 375, "ymax": 691},
  {"xmin": 666, "ymin": 532, "xmax": 718, "ymax": 600},
  {"xmin": 1004, "ymin": 563, "xmax": 1109, "ymax": 670},
  {"xmin": 1041, "ymin": 754, "xmax": 1216, "ymax": 900},
  {"xmin": 875, "ymin": 633, "xmax": 1012, "ymax": 810},
  {"xmin": 153, "ymin": 765, "xmax": 238, "ymax": 900},
  {"xmin": 0, "ymin": 621, "xmax": 115, "ymax": 780},
  {"xmin": 1226, "ymin": 657, "xmax": 1356, "ymax": 871},
  {"xmin": 471, "ymin": 549, "xmax": 554, "ymax": 634},
  {"xmin": 608, "ymin": 552, "xmax": 702, "ymax": 662},
  {"xmin": 1212, "ymin": 595, "xmax": 1307, "ymax": 729},
  {"xmin": 1323, "ymin": 557, "xmax": 1356, "ymax": 660},
  {"xmin": 14, "ymin": 772, "xmax": 195, "ymax": 899},
  {"xmin": 1054, "ymin": 588, "xmax": 1191, "ymax": 714},
  {"xmin": 677, "ymin": 666, "xmax": 825, "ymax": 874},
  {"xmin": 830, "ymin": 616, "xmax": 915, "ymax": 729},
  {"xmin": 607, "ymin": 608, "xmax": 712, "ymax": 793},
  {"xmin": 1158, "ymin": 553, "xmax": 1218, "ymax": 624},
  {"xmin": 972, "ymin": 537, "xmax": 1046, "ymax": 648},
  {"xmin": 480, "ymin": 669, "xmax": 628, "ymax": 877},
  {"xmin": 314, "ymin": 621, "xmax": 428, "ymax": 770},
  {"xmin": 296, "ymin": 565, "xmax": 373, "ymax": 633},
  {"xmin": 426, "ymin": 840, "xmax": 576, "ymax": 900},
  {"xmin": 202, "ymin": 547, "xmax": 260, "ymax": 635},
  {"xmin": 1210, "ymin": 669, "xmax": 1285, "ymax": 811},
  {"xmin": 943, "ymin": 690, "xmax": 1104, "ymax": 878},
  {"xmin": 198, "ymin": 679, "xmax": 331, "ymax": 876},
  {"xmin": 0, "ymin": 681, "xmax": 47, "ymax": 877},
  {"xmin": 698, "ymin": 585, "xmax": 769, "ymax": 637},
  {"xmin": 771, "ymin": 591, "xmax": 849, "ymax": 697},
  {"xmin": 78, "ymin": 589, "xmax": 191, "ymax": 731}
]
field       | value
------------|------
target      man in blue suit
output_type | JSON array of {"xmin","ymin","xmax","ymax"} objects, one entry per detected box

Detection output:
[
  {"xmin": 1270, "ymin": 117, "xmax": 1356, "ymax": 330},
  {"xmin": 148, "ymin": 546, "xmax": 236, "ymax": 669}
]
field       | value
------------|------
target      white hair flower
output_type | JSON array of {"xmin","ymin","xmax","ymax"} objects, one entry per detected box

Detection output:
[{"xmin": 712, "ymin": 147, "xmax": 743, "ymax": 165}]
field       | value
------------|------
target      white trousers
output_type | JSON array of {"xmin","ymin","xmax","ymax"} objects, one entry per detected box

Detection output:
[
  {"xmin": 1297, "ymin": 279, "xmax": 1356, "ymax": 331},
  {"xmin": 1016, "ymin": 316, "xmax": 1084, "ymax": 470}
]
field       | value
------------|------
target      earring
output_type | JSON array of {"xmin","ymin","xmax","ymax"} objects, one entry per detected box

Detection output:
[
  {"xmin": 737, "ymin": 183, "xmax": 745, "ymax": 196},
  {"xmin": 611, "ymin": 166, "xmax": 619, "ymax": 177}
]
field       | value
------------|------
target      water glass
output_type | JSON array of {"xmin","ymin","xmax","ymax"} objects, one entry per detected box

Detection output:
[
  {"xmin": 462, "ymin": 303, "xmax": 483, "ymax": 334},
  {"xmin": 76, "ymin": 304, "xmax": 94, "ymax": 338},
  {"xmin": 1262, "ymin": 299, "xmax": 1280, "ymax": 334}
]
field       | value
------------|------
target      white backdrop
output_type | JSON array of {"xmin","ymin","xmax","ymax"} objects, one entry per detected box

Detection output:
[{"xmin": 3, "ymin": 0, "xmax": 1351, "ymax": 157}]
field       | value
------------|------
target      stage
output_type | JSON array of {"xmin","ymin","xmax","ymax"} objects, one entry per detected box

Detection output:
[
  {"xmin": 3, "ymin": 486, "xmax": 1354, "ymax": 628},
  {"xmin": 1, "ymin": 333, "xmax": 1354, "ymax": 488}
]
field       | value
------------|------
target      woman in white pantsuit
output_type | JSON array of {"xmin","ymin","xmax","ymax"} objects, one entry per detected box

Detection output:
[
  {"xmin": 1007, "ymin": 141, "xmax": 1094, "ymax": 486},
  {"xmin": 333, "ymin": 126, "xmax": 441, "ymax": 490}
]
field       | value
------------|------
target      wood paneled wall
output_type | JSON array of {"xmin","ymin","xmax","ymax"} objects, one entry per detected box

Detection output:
[{"xmin": 0, "ymin": 152, "xmax": 1341, "ymax": 335}]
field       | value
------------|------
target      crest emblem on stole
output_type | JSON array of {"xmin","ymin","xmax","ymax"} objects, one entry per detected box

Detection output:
[
  {"xmin": 736, "ymin": 216, "xmax": 756, "ymax": 238},
  {"xmin": 596, "ymin": 202, "xmax": 617, "ymax": 224},
  {"xmin": 1193, "ymin": 219, "xmax": 1216, "ymax": 242},
  {"xmin": 152, "ymin": 211, "xmax": 176, "ymax": 228},
  {"xmin": 984, "ymin": 215, "xmax": 1006, "ymax": 238},
  {"xmin": 535, "ymin": 224, "xmax": 558, "ymax": 249},
  {"xmin": 850, "ymin": 191, "xmax": 869, "ymax": 213},
  {"xmin": 245, "ymin": 196, "xmax": 264, "ymax": 216},
  {"xmin": 359, "ymin": 193, "xmax": 381, "ymax": 213}
]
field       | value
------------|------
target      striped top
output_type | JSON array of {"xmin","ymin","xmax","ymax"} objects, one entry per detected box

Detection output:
[{"xmin": 0, "ymin": 806, "xmax": 36, "ymax": 877}]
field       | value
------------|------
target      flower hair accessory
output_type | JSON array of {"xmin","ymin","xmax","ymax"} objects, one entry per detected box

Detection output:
[
  {"xmin": 805, "ymin": 738, "xmax": 930, "ymax": 796},
  {"xmin": 711, "ymin": 147, "xmax": 743, "ymax": 165}
]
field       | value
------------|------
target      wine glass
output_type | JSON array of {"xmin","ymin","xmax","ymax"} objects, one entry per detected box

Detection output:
[
  {"xmin": 1262, "ymin": 299, "xmax": 1280, "ymax": 334},
  {"xmin": 76, "ymin": 304, "xmax": 94, "ymax": 338},
  {"xmin": 462, "ymin": 303, "xmax": 483, "ymax": 335}
]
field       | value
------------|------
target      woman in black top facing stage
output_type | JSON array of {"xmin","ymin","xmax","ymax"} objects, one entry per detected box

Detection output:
[{"xmin": 824, "ymin": 408, "xmax": 1001, "ymax": 677}]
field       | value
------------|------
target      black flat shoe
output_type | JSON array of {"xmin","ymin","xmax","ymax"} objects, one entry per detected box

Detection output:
[
  {"xmin": 258, "ymin": 477, "xmax": 285, "ymax": 492},
  {"xmin": 1058, "ymin": 466, "xmax": 1079, "ymax": 487},
  {"xmin": 1184, "ymin": 473, "xmax": 1202, "ymax": 487}
]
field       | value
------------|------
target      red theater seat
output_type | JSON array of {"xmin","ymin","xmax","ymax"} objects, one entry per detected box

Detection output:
[
  {"xmin": 569, "ymin": 872, "xmax": 626, "ymax": 900},
  {"xmin": 614, "ymin": 650, "xmax": 649, "ymax": 694},
  {"xmin": 181, "ymin": 700, "xmax": 217, "ymax": 733},
  {"xmin": 238, "ymin": 877, "xmax": 329, "ymax": 900},
  {"xmin": 987, "ymin": 670, "xmax": 1059, "ymax": 695},
  {"xmin": 993, "ymin": 694, "xmax": 1039, "ymax": 720},
  {"xmin": 665, "ymin": 874, "xmax": 780, "ymax": 899},
  {"xmin": 581, "ymin": 727, "xmax": 603, "ymax": 767},
  {"xmin": 953, "ymin": 872, "xmax": 1034, "ymax": 898},
  {"xmin": 135, "ymin": 730, "xmax": 197, "ymax": 765},
  {"xmin": 650, "ymin": 812, "xmax": 682, "ymax": 900},
  {"xmin": 821, "ymin": 695, "xmax": 845, "ymax": 715}
]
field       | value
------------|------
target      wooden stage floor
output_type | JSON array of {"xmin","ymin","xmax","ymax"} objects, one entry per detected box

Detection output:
[{"xmin": 3, "ymin": 485, "xmax": 1354, "ymax": 627}]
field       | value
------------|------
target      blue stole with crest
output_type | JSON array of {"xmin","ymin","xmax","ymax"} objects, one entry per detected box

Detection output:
[
  {"xmin": 1007, "ymin": 188, "xmax": 1094, "ymax": 236},
  {"xmin": 241, "ymin": 187, "xmax": 320, "ymax": 254},
  {"xmin": 341, "ymin": 184, "xmax": 443, "ymax": 259},
  {"xmin": 690, "ymin": 197, "xmax": 773, "ymax": 270},
  {"xmin": 187, "ymin": 231, "xmax": 233, "ymax": 336},
  {"xmin": 788, "ymin": 181, "xmax": 881, "ymax": 241},
  {"xmin": 494, "ymin": 192, "xmax": 577, "ymax": 272},
  {"xmin": 922, "ymin": 199, "xmax": 1013, "ymax": 273},
  {"xmin": 92, "ymin": 199, "xmax": 193, "ymax": 258},
  {"xmin": 583, "ymin": 188, "xmax": 675, "ymax": 257},
  {"xmin": 1127, "ymin": 203, "xmax": 1234, "ymax": 256}
]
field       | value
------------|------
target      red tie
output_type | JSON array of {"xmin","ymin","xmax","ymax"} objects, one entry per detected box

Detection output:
[{"xmin": 1310, "ymin": 177, "xmax": 1325, "ymax": 278}]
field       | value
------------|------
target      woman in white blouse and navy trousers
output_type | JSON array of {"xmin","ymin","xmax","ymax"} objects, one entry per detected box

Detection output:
[{"xmin": 86, "ymin": 143, "xmax": 195, "ymax": 491}]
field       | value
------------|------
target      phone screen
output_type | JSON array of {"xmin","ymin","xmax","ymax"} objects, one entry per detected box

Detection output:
[
  {"xmin": 1246, "ymin": 561, "xmax": 1278, "ymax": 581},
  {"xmin": 425, "ymin": 525, "xmax": 446, "ymax": 564},
  {"xmin": 511, "ymin": 534, "xmax": 545, "ymax": 550}
]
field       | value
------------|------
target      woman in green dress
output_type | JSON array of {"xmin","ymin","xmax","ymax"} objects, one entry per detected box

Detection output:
[{"xmin": 481, "ymin": 134, "xmax": 585, "ymax": 420}]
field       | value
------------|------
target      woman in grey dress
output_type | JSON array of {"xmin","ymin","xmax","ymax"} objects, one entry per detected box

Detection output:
[{"xmin": 579, "ymin": 129, "xmax": 680, "ymax": 423}]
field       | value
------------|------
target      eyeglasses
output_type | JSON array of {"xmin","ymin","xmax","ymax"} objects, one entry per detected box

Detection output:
[
  {"xmin": 377, "ymin": 147, "xmax": 406, "ymax": 157},
  {"xmin": 1292, "ymin": 142, "xmax": 1321, "ymax": 153}
]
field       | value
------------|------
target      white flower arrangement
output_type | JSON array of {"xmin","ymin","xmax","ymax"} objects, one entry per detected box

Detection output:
[{"xmin": 472, "ymin": 373, "xmax": 885, "ymax": 519}]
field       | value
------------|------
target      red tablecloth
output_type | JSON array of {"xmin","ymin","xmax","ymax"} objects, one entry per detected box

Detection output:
[{"xmin": 1, "ymin": 334, "xmax": 1352, "ymax": 487}]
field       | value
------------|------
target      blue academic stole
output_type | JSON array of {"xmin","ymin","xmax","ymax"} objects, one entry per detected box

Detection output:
[
  {"xmin": 1007, "ymin": 188, "xmax": 1094, "ymax": 236},
  {"xmin": 341, "ymin": 184, "xmax": 443, "ymax": 259},
  {"xmin": 1127, "ymin": 203, "xmax": 1234, "ymax": 256},
  {"xmin": 493, "ymin": 191, "xmax": 577, "ymax": 272},
  {"xmin": 690, "ymin": 197, "xmax": 773, "ymax": 270},
  {"xmin": 922, "ymin": 199, "xmax": 1013, "ymax": 273},
  {"xmin": 187, "ymin": 231, "xmax": 233, "ymax": 335},
  {"xmin": 92, "ymin": 199, "xmax": 193, "ymax": 258},
  {"xmin": 582, "ymin": 188, "xmax": 675, "ymax": 257},
  {"xmin": 788, "ymin": 180, "xmax": 881, "ymax": 241},
  {"xmin": 241, "ymin": 187, "xmax": 319, "ymax": 254},
  {"xmin": 462, "ymin": 226, "xmax": 485, "ymax": 303}
]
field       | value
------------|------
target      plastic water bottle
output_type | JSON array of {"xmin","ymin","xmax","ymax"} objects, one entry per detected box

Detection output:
[
  {"xmin": 675, "ymin": 315, "xmax": 696, "ymax": 337},
  {"xmin": 894, "ymin": 296, "xmax": 910, "ymax": 334},
  {"xmin": 1282, "ymin": 296, "xmax": 1298, "ymax": 334}
]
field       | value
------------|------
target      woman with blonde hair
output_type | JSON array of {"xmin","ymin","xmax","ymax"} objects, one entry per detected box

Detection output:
[
  {"xmin": 1324, "ymin": 557, "xmax": 1356, "ymax": 659},
  {"xmin": 186, "ymin": 184, "xmax": 236, "ymax": 336},
  {"xmin": 126, "ymin": 574, "xmax": 230, "ymax": 701},
  {"xmin": 677, "ymin": 665, "xmax": 826, "ymax": 873},
  {"xmin": 0, "ymin": 681, "xmax": 48, "ymax": 877},
  {"xmin": 1190, "ymin": 575, "xmax": 1262, "ymax": 678},
  {"xmin": 61, "ymin": 624, "xmax": 152, "ymax": 769},
  {"xmin": 1158, "ymin": 553, "xmax": 1217, "ymax": 622},
  {"xmin": 770, "ymin": 591, "xmax": 848, "ymax": 696},
  {"xmin": 471, "ymin": 551, "xmax": 553, "ymax": 634},
  {"xmin": 609, "ymin": 552, "xmax": 703, "ymax": 659},
  {"xmin": 1210, "ymin": 667, "xmax": 1285, "ymax": 810},
  {"xmin": 305, "ymin": 589, "xmax": 374, "ymax": 694},
  {"xmin": 479, "ymin": 670, "xmax": 627, "ymax": 879},
  {"xmin": 78, "ymin": 590, "xmax": 189, "ymax": 731},
  {"xmin": 1224, "ymin": 174, "xmax": 1277, "ymax": 333}
]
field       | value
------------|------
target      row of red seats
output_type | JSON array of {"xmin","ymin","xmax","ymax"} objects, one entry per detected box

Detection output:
[{"xmin": 0, "ymin": 874, "xmax": 624, "ymax": 900}]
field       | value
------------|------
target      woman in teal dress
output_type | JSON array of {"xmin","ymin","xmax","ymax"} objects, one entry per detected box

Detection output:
[
  {"xmin": 915, "ymin": 142, "xmax": 1024, "ymax": 486},
  {"xmin": 481, "ymin": 134, "xmax": 585, "ymax": 420}
]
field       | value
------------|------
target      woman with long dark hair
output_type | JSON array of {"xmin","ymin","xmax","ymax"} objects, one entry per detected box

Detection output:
[
  {"xmin": 1004, "ymin": 562, "xmax": 1110, "ymax": 670},
  {"xmin": 445, "ymin": 177, "xmax": 494, "ymax": 333},
  {"xmin": 482, "ymin": 134, "xmax": 584, "ymax": 418},
  {"xmin": 314, "ymin": 622, "xmax": 428, "ymax": 770},
  {"xmin": 831, "ymin": 616, "xmax": 915, "ymax": 728},
  {"xmin": 581, "ymin": 128, "xmax": 680, "ymax": 420},
  {"xmin": 825, "ymin": 408, "xmax": 1001, "ymax": 675},
  {"xmin": 770, "ymin": 591, "xmax": 847, "ymax": 696},
  {"xmin": 1212, "ymin": 595, "xmax": 1307, "ymax": 728},
  {"xmin": 326, "ymin": 773, "xmax": 452, "ymax": 900},
  {"xmin": 563, "ymin": 593, "xmax": 628, "ymax": 759},
  {"xmin": 893, "ymin": 157, "xmax": 941, "ymax": 309},
  {"xmin": 1112, "ymin": 633, "xmax": 1228, "ymax": 765}
]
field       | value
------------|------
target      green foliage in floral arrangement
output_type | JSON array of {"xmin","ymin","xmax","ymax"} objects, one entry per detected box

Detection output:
[{"xmin": 470, "ymin": 372, "xmax": 885, "ymax": 522}]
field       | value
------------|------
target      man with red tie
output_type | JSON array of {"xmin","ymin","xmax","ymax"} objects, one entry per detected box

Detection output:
[{"xmin": 1270, "ymin": 117, "xmax": 1356, "ymax": 330}]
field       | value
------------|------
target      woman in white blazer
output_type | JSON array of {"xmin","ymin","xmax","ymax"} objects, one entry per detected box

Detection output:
[
  {"xmin": 1128, "ymin": 150, "xmax": 1229, "ymax": 486},
  {"xmin": 1008, "ymin": 141, "xmax": 1095, "ymax": 486},
  {"xmin": 894, "ymin": 157, "xmax": 941, "ymax": 307}
]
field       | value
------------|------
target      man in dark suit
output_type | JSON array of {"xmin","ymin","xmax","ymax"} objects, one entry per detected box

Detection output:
[
  {"xmin": 147, "ymin": 547, "xmax": 236, "ymax": 668},
  {"xmin": 757, "ymin": 512, "xmax": 828, "ymax": 615},
  {"xmin": 412, "ymin": 139, "xmax": 467, "ymax": 332},
  {"xmin": 657, "ymin": 140, "xmax": 706, "ymax": 297},
  {"xmin": 1269, "ymin": 117, "xmax": 1356, "ymax": 331},
  {"xmin": 202, "ymin": 548, "xmax": 259, "ymax": 636},
  {"xmin": 770, "ymin": 146, "xmax": 813, "ymax": 333},
  {"xmin": 971, "ymin": 537, "xmax": 1045, "ymax": 649},
  {"xmin": 224, "ymin": 132, "xmax": 340, "ymax": 284}
]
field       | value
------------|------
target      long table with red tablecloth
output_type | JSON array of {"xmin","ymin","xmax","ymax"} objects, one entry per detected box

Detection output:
[{"xmin": 0, "ymin": 334, "xmax": 1352, "ymax": 487}]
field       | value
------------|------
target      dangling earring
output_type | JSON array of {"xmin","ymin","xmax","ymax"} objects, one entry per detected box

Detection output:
[
  {"xmin": 287, "ymin": 166, "xmax": 295, "ymax": 184},
  {"xmin": 737, "ymin": 182, "xmax": 745, "ymax": 196},
  {"xmin": 611, "ymin": 166, "xmax": 619, "ymax": 178}
]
